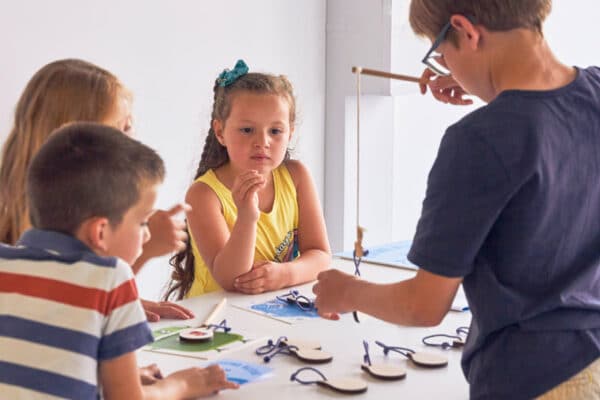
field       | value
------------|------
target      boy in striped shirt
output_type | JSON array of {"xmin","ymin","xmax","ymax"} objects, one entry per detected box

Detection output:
[{"xmin": 0, "ymin": 122, "xmax": 238, "ymax": 399}]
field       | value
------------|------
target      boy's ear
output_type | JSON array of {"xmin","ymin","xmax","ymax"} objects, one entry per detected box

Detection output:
[
  {"xmin": 212, "ymin": 120, "xmax": 226, "ymax": 146},
  {"xmin": 75, "ymin": 216, "xmax": 111, "ymax": 253},
  {"xmin": 450, "ymin": 15, "xmax": 481, "ymax": 50}
]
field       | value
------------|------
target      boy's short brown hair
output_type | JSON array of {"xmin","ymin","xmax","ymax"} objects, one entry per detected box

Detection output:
[
  {"xmin": 409, "ymin": 0, "xmax": 552, "ymax": 40},
  {"xmin": 27, "ymin": 122, "xmax": 165, "ymax": 235}
]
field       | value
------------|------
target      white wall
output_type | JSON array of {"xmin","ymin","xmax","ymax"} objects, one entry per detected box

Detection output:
[{"xmin": 0, "ymin": 0, "xmax": 326, "ymax": 300}]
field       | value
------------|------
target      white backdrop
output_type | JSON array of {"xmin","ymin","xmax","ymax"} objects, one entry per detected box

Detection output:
[{"xmin": 0, "ymin": 0, "xmax": 326, "ymax": 300}]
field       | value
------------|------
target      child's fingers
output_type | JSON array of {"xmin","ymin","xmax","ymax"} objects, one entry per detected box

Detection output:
[
  {"xmin": 165, "ymin": 203, "xmax": 192, "ymax": 217},
  {"xmin": 318, "ymin": 311, "xmax": 341, "ymax": 320}
]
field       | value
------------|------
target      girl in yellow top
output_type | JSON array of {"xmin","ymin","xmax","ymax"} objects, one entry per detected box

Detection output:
[{"xmin": 167, "ymin": 60, "xmax": 331, "ymax": 298}]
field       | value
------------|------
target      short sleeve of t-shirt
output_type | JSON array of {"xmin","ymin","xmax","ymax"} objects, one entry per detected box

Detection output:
[
  {"xmin": 408, "ymin": 122, "xmax": 518, "ymax": 277},
  {"xmin": 98, "ymin": 260, "xmax": 153, "ymax": 360}
]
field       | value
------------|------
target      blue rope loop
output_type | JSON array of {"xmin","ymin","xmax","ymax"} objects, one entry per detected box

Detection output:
[
  {"xmin": 263, "ymin": 343, "xmax": 299, "ymax": 362},
  {"xmin": 276, "ymin": 290, "xmax": 315, "ymax": 311},
  {"xmin": 206, "ymin": 319, "xmax": 231, "ymax": 333},
  {"xmin": 375, "ymin": 341, "xmax": 414, "ymax": 358},
  {"xmin": 422, "ymin": 333, "xmax": 463, "ymax": 349},
  {"xmin": 290, "ymin": 367, "xmax": 328, "ymax": 385},
  {"xmin": 256, "ymin": 336, "xmax": 300, "ymax": 362},
  {"xmin": 255, "ymin": 336, "xmax": 288, "ymax": 355},
  {"xmin": 362, "ymin": 340, "xmax": 372, "ymax": 366},
  {"xmin": 352, "ymin": 250, "xmax": 362, "ymax": 276},
  {"xmin": 456, "ymin": 326, "xmax": 470, "ymax": 337}
]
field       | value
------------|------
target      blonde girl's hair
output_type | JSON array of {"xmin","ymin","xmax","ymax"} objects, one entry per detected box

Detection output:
[
  {"xmin": 165, "ymin": 71, "xmax": 297, "ymax": 300},
  {"xmin": 0, "ymin": 59, "xmax": 130, "ymax": 244}
]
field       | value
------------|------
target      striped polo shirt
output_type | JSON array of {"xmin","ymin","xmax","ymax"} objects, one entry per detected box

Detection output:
[{"xmin": 0, "ymin": 229, "xmax": 153, "ymax": 399}]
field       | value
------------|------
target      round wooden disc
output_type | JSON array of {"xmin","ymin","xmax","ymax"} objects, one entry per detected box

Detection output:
[
  {"xmin": 362, "ymin": 363, "xmax": 407, "ymax": 380},
  {"xmin": 178, "ymin": 327, "xmax": 213, "ymax": 342},
  {"xmin": 294, "ymin": 348, "xmax": 333, "ymax": 363},
  {"xmin": 319, "ymin": 377, "xmax": 368, "ymax": 394},
  {"xmin": 410, "ymin": 352, "xmax": 448, "ymax": 368},
  {"xmin": 284, "ymin": 338, "xmax": 321, "ymax": 350}
]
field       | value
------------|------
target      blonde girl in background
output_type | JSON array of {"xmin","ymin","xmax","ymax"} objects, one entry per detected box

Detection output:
[
  {"xmin": 166, "ymin": 60, "xmax": 330, "ymax": 299},
  {"xmin": 0, "ymin": 58, "xmax": 193, "ymax": 321}
]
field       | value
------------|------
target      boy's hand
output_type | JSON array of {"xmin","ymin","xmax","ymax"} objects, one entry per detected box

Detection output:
[
  {"xmin": 168, "ymin": 365, "xmax": 239, "ymax": 397},
  {"xmin": 233, "ymin": 260, "xmax": 286, "ymax": 294},
  {"xmin": 139, "ymin": 364, "xmax": 163, "ymax": 385},
  {"xmin": 231, "ymin": 170, "xmax": 266, "ymax": 222},
  {"xmin": 143, "ymin": 204, "xmax": 191, "ymax": 259},
  {"xmin": 419, "ymin": 68, "xmax": 473, "ymax": 105},
  {"xmin": 141, "ymin": 299, "xmax": 195, "ymax": 322},
  {"xmin": 312, "ymin": 269, "xmax": 359, "ymax": 320}
]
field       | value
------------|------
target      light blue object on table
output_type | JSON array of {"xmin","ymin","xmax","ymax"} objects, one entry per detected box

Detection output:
[
  {"xmin": 212, "ymin": 359, "xmax": 272, "ymax": 385},
  {"xmin": 335, "ymin": 240, "xmax": 417, "ymax": 270}
]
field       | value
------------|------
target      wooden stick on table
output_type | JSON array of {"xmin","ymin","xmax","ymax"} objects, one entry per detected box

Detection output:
[{"xmin": 202, "ymin": 297, "xmax": 227, "ymax": 326}]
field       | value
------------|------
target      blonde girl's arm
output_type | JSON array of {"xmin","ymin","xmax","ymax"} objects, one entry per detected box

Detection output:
[
  {"xmin": 234, "ymin": 160, "xmax": 331, "ymax": 293},
  {"xmin": 185, "ymin": 174, "xmax": 263, "ymax": 291}
]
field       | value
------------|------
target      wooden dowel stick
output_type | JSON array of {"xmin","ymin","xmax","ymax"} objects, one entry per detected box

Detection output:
[
  {"xmin": 202, "ymin": 298, "xmax": 227, "ymax": 326},
  {"xmin": 352, "ymin": 66, "xmax": 422, "ymax": 83}
]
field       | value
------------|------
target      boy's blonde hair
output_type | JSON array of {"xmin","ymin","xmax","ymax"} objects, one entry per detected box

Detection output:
[
  {"xmin": 0, "ymin": 59, "xmax": 130, "ymax": 244},
  {"xmin": 409, "ymin": 0, "xmax": 552, "ymax": 40}
]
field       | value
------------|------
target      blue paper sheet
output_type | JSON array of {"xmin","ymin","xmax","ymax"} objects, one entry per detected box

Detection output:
[
  {"xmin": 250, "ymin": 299, "xmax": 320, "ymax": 319},
  {"xmin": 213, "ymin": 359, "xmax": 272, "ymax": 385},
  {"xmin": 335, "ymin": 240, "xmax": 417, "ymax": 270}
]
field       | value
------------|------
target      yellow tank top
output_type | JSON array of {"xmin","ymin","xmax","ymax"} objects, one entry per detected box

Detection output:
[{"xmin": 187, "ymin": 164, "xmax": 299, "ymax": 297}]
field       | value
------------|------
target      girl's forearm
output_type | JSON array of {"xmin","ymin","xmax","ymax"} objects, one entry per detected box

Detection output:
[
  {"xmin": 211, "ymin": 218, "xmax": 257, "ymax": 290},
  {"xmin": 282, "ymin": 249, "xmax": 331, "ymax": 287}
]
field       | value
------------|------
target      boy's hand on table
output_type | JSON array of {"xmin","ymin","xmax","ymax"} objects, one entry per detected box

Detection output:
[
  {"xmin": 233, "ymin": 260, "xmax": 286, "ymax": 294},
  {"xmin": 167, "ymin": 365, "xmax": 239, "ymax": 397},
  {"xmin": 139, "ymin": 363, "xmax": 164, "ymax": 385},
  {"xmin": 312, "ymin": 269, "xmax": 359, "ymax": 320},
  {"xmin": 141, "ymin": 299, "xmax": 195, "ymax": 322}
]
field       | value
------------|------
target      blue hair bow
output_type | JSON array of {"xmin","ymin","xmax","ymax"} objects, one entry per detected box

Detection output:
[{"xmin": 217, "ymin": 59, "xmax": 249, "ymax": 87}]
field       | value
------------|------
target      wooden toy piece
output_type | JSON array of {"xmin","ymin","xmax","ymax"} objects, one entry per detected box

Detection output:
[
  {"xmin": 291, "ymin": 367, "xmax": 368, "ymax": 395},
  {"xmin": 361, "ymin": 363, "xmax": 407, "ymax": 381},
  {"xmin": 258, "ymin": 337, "xmax": 333, "ymax": 364},
  {"xmin": 354, "ymin": 226, "xmax": 366, "ymax": 258},
  {"xmin": 178, "ymin": 327, "xmax": 214, "ymax": 343},
  {"xmin": 283, "ymin": 338, "xmax": 322, "ymax": 350},
  {"xmin": 409, "ymin": 352, "xmax": 448, "ymax": 368},
  {"xmin": 291, "ymin": 347, "xmax": 333, "ymax": 364},
  {"xmin": 316, "ymin": 377, "xmax": 368, "ymax": 394},
  {"xmin": 178, "ymin": 298, "xmax": 228, "ymax": 343}
]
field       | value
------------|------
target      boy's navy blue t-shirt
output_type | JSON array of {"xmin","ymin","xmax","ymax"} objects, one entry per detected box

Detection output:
[{"xmin": 408, "ymin": 67, "xmax": 600, "ymax": 400}]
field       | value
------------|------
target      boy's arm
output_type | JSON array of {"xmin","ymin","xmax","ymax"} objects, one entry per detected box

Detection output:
[
  {"xmin": 234, "ymin": 160, "xmax": 331, "ymax": 293},
  {"xmin": 186, "ymin": 174, "xmax": 261, "ymax": 291},
  {"xmin": 313, "ymin": 268, "xmax": 462, "ymax": 326},
  {"xmin": 99, "ymin": 352, "xmax": 143, "ymax": 400},
  {"xmin": 142, "ymin": 365, "xmax": 239, "ymax": 399}
]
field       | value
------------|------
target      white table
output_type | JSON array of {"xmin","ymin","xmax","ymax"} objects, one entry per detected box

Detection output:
[{"xmin": 137, "ymin": 258, "xmax": 470, "ymax": 399}]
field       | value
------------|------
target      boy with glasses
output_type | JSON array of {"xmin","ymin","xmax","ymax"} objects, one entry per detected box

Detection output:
[{"xmin": 314, "ymin": 1, "xmax": 600, "ymax": 398}]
